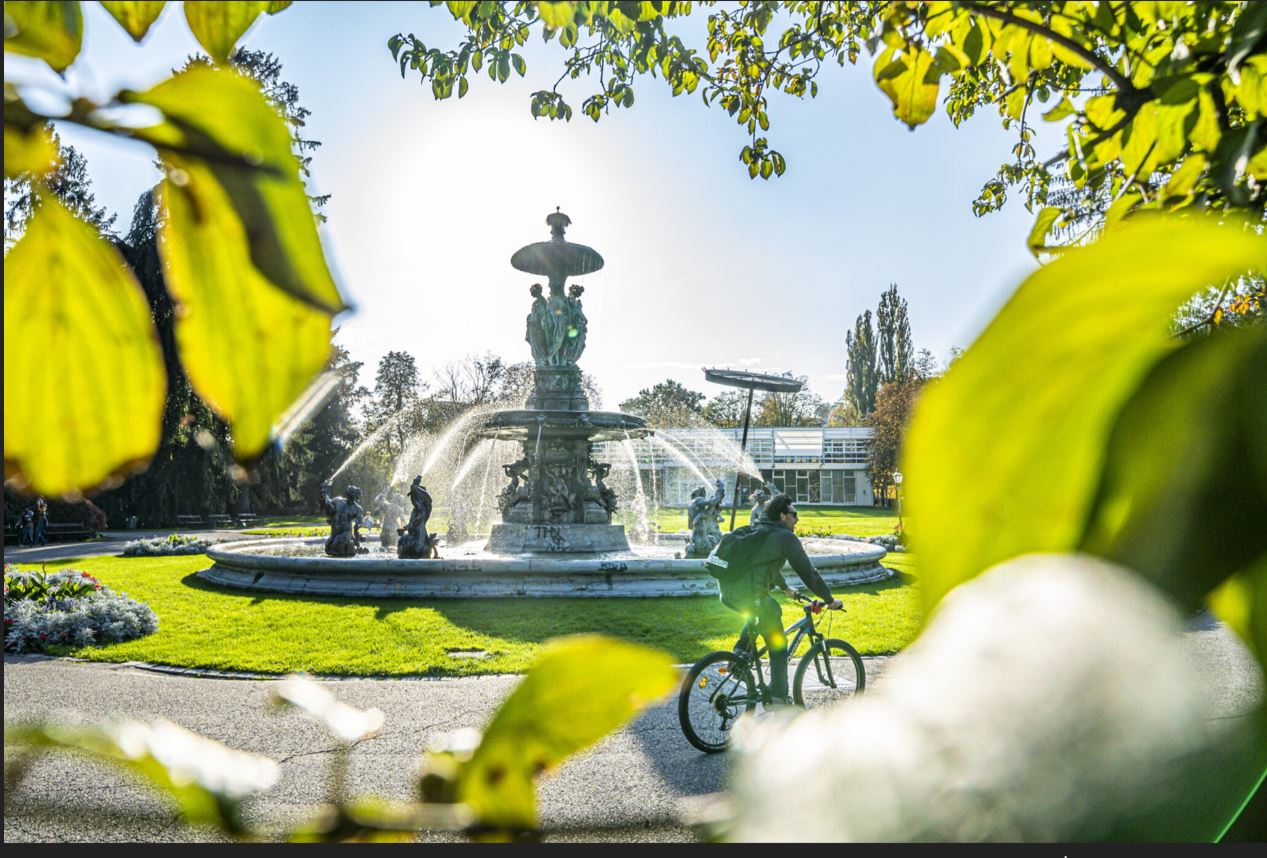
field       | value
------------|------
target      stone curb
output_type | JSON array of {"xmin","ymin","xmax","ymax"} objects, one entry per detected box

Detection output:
[{"xmin": 6, "ymin": 652, "xmax": 891, "ymax": 683}]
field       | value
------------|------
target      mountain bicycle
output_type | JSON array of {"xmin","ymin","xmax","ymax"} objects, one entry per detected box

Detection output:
[{"xmin": 677, "ymin": 590, "xmax": 865, "ymax": 753}]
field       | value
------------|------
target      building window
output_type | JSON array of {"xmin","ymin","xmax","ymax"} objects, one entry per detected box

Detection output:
[{"xmin": 823, "ymin": 438, "xmax": 868, "ymax": 464}]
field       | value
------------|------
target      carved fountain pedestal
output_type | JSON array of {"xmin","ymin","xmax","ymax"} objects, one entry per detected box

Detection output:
[{"xmin": 481, "ymin": 210, "xmax": 650, "ymax": 554}]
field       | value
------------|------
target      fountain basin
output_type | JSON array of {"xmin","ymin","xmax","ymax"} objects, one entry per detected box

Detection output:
[{"xmin": 199, "ymin": 537, "xmax": 891, "ymax": 599}]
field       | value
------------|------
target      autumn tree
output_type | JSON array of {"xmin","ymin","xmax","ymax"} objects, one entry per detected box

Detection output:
[{"xmin": 867, "ymin": 377, "xmax": 925, "ymax": 507}]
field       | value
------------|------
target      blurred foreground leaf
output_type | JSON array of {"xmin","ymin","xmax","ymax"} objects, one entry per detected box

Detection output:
[
  {"xmin": 2, "ymin": 0, "xmax": 83, "ymax": 72},
  {"xmin": 2, "ymin": 119, "xmax": 58, "ymax": 179},
  {"xmin": 450, "ymin": 635, "xmax": 677, "ymax": 834},
  {"xmin": 183, "ymin": 0, "xmax": 291, "ymax": 63},
  {"xmin": 99, "ymin": 1, "xmax": 167, "ymax": 42},
  {"xmin": 1081, "ymin": 325, "xmax": 1267, "ymax": 609},
  {"xmin": 5, "ymin": 718, "xmax": 279, "ymax": 834},
  {"xmin": 123, "ymin": 63, "xmax": 345, "ymax": 315},
  {"xmin": 271, "ymin": 674, "xmax": 384, "ymax": 743},
  {"xmin": 157, "ymin": 156, "xmax": 332, "ymax": 460},
  {"xmin": 3, "ymin": 195, "xmax": 166, "ymax": 496},
  {"xmin": 904, "ymin": 215, "xmax": 1266, "ymax": 620}
]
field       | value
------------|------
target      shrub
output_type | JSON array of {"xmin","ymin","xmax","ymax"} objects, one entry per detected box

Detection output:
[
  {"xmin": 4, "ymin": 564, "xmax": 158, "ymax": 653},
  {"xmin": 121, "ymin": 533, "xmax": 212, "ymax": 557}
]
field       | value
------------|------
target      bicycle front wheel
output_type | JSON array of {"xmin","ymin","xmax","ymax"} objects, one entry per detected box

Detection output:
[
  {"xmin": 792, "ymin": 638, "xmax": 865, "ymax": 709},
  {"xmin": 678, "ymin": 651, "xmax": 757, "ymax": 753}
]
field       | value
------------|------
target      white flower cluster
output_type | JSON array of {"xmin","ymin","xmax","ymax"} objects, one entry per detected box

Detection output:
[
  {"xmin": 121, "ymin": 533, "xmax": 213, "ymax": 556},
  {"xmin": 4, "ymin": 570, "xmax": 158, "ymax": 653}
]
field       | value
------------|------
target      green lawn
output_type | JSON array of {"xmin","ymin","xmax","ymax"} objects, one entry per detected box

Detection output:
[
  {"xmin": 21, "ymin": 550, "xmax": 921, "ymax": 677},
  {"xmin": 243, "ymin": 506, "xmax": 900, "ymax": 540}
]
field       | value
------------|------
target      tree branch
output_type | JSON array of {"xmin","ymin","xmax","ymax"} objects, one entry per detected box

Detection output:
[{"xmin": 956, "ymin": 0, "xmax": 1141, "ymax": 97}]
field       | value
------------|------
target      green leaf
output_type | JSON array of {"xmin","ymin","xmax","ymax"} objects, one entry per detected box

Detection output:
[
  {"xmin": 6, "ymin": 718, "xmax": 278, "ymax": 833},
  {"xmin": 1026, "ymin": 206, "xmax": 1063, "ymax": 256},
  {"xmin": 903, "ymin": 215, "xmax": 1267, "ymax": 620},
  {"xmin": 876, "ymin": 47, "xmax": 940, "ymax": 129},
  {"xmin": 156, "ymin": 156, "xmax": 334, "ymax": 460},
  {"xmin": 121, "ymin": 64, "xmax": 346, "ymax": 316},
  {"xmin": 3, "ymin": 195, "xmax": 166, "ymax": 497},
  {"xmin": 183, "ymin": 0, "xmax": 286, "ymax": 63},
  {"xmin": 1042, "ymin": 96, "xmax": 1076, "ymax": 123},
  {"xmin": 453, "ymin": 635, "xmax": 676, "ymax": 832},
  {"xmin": 99, "ymin": 1, "xmax": 166, "ymax": 42},
  {"xmin": 1226, "ymin": 0, "xmax": 1267, "ymax": 77},
  {"xmin": 1080, "ymin": 325, "xmax": 1267, "ymax": 610},
  {"xmin": 2, "ymin": 0, "xmax": 83, "ymax": 72},
  {"xmin": 511, "ymin": 52, "xmax": 526, "ymax": 76},
  {"xmin": 1208, "ymin": 556, "xmax": 1267, "ymax": 667},
  {"xmin": 536, "ymin": 1, "xmax": 575, "ymax": 29}
]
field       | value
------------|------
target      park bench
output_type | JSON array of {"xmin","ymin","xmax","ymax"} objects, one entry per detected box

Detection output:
[
  {"xmin": 234, "ymin": 513, "xmax": 259, "ymax": 528},
  {"xmin": 4, "ymin": 521, "xmax": 96, "ymax": 544},
  {"xmin": 207, "ymin": 514, "xmax": 233, "ymax": 528},
  {"xmin": 176, "ymin": 514, "xmax": 205, "ymax": 529}
]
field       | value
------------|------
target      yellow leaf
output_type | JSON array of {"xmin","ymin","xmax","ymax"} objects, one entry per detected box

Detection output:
[
  {"xmin": 454, "ymin": 635, "xmax": 677, "ymax": 831},
  {"xmin": 183, "ymin": 0, "xmax": 286, "ymax": 63},
  {"xmin": 122, "ymin": 64, "xmax": 346, "ymax": 315},
  {"xmin": 158, "ymin": 158, "xmax": 332, "ymax": 460},
  {"xmin": 3, "ymin": 0, "xmax": 83, "ymax": 72},
  {"xmin": 877, "ymin": 46, "xmax": 940, "ymax": 129},
  {"xmin": 4, "ymin": 196, "xmax": 166, "ymax": 495},
  {"xmin": 903, "ymin": 214, "xmax": 1267, "ymax": 621},
  {"xmin": 3, "ymin": 123, "xmax": 59, "ymax": 179},
  {"xmin": 99, "ymin": 1, "xmax": 167, "ymax": 42}
]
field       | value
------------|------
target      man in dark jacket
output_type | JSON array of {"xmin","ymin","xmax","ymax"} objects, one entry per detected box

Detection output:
[{"xmin": 721, "ymin": 493, "xmax": 842, "ymax": 706}]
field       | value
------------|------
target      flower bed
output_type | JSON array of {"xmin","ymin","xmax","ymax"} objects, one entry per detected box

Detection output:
[
  {"xmin": 4, "ymin": 565, "xmax": 158, "ymax": 653},
  {"xmin": 121, "ymin": 533, "xmax": 213, "ymax": 557}
]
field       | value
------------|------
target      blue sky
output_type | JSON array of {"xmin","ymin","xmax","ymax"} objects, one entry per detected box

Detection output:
[{"xmin": 12, "ymin": 1, "xmax": 1047, "ymax": 408}]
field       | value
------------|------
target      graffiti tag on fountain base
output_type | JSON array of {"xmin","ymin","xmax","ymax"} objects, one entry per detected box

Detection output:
[{"xmin": 534, "ymin": 526, "xmax": 570, "ymax": 552}]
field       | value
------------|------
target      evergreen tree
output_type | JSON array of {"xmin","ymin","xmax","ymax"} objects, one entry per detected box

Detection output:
[
  {"xmin": 366, "ymin": 351, "xmax": 424, "ymax": 457},
  {"xmin": 844, "ymin": 310, "xmax": 878, "ymax": 420},
  {"xmin": 876, "ymin": 283, "xmax": 914, "ymax": 384}
]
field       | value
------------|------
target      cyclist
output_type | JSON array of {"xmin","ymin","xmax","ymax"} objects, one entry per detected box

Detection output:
[{"xmin": 721, "ymin": 493, "xmax": 843, "ymax": 707}]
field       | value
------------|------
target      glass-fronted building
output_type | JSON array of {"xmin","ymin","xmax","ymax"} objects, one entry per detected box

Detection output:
[{"xmin": 641, "ymin": 426, "xmax": 875, "ymax": 508}]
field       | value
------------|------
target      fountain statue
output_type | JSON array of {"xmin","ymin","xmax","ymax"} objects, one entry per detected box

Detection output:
[
  {"xmin": 373, "ymin": 488, "xmax": 403, "ymax": 549},
  {"xmin": 684, "ymin": 479, "xmax": 726, "ymax": 558},
  {"xmin": 320, "ymin": 481, "xmax": 365, "ymax": 557},
  {"xmin": 479, "ymin": 209, "xmax": 651, "ymax": 553},
  {"xmin": 397, "ymin": 476, "xmax": 439, "ymax": 559},
  {"xmin": 748, "ymin": 479, "xmax": 780, "ymax": 526}
]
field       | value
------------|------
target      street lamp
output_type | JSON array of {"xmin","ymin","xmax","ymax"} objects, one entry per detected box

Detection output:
[{"xmin": 891, "ymin": 470, "xmax": 904, "ymax": 532}]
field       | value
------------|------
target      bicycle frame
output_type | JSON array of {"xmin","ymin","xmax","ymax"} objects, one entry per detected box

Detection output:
[{"xmin": 736, "ymin": 601, "xmax": 829, "ymax": 700}]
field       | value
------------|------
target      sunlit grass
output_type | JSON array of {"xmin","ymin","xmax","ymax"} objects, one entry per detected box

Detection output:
[{"xmin": 25, "ymin": 552, "xmax": 921, "ymax": 676}]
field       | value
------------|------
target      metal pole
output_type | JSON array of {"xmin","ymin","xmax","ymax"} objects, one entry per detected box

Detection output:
[{"xmin": 729, "ymin": 387, "xmax": 755, "ymax": 531}]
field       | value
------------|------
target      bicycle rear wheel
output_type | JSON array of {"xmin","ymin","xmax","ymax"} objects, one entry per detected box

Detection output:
[
  {"xmin": 792, "ymin": 638, "xmax": 865, "ymax": 709},
  {"xmin": 678, "ymin": 651, "xmax": 757, "ymax": 753}
]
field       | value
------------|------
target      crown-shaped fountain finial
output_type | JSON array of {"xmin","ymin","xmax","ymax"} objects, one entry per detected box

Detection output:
[{"xmin": 546, "ymin": 207, "xmax": 571, "ymax": 240}]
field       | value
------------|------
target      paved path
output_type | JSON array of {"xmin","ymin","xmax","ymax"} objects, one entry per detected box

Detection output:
[
  {"xmin": 4, "ymin": 614, "xmax": 1261, "ymax": 843},
  {"xmin": 3, "ymin": 531, "xmax": 255, "ymax": 565}
]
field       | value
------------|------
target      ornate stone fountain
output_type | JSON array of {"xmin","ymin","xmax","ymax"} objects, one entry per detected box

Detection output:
[
  {"xmin": 198, "ymin": 210, "xmax": 893, "ymax": 597},
  {"xmin": 480, "ymin": 209, "xmax": 650, "ymax": 554}
]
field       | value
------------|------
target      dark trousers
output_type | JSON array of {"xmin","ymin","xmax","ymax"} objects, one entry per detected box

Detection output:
[{"xmin": 734, "ymin": 595, "xmax": 789, "ymax": 700}]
